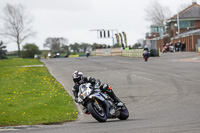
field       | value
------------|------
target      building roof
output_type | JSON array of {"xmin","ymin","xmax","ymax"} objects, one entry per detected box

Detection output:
[
  {"xmin": 149, "ymin": 34, "xmax": 169, "ymax": 40},
  {"xmin": 169, "ymin": 3, "xmax": 200, "ymax": 20},
  {"xmin": 150, "ymin": 25, "xmax": 165, "ymax": 27},
  {"xmin": 171, "ymin": 28, "xmax": 200, "ymax": 39}
]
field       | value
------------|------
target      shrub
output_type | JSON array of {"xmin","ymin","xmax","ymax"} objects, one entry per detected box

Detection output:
[{"xmin": 22, "ymin": 43, "xmax": 40, "ymax": 58}]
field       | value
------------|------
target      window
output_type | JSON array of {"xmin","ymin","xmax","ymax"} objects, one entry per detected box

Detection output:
[
  {"xmin": 179, "ymin": 21, "xmax": 195, "ymax": 28},
  {"xmin": 190, "ymin": 21, "xmax": 194, "ymax": 27},
  {"xmin": 152, "ymin": 27, "xmax": 158, "ymax": 33},
  {"xmin": 171, "ymin": 23, "xmax": 175, "ymax": 30}
]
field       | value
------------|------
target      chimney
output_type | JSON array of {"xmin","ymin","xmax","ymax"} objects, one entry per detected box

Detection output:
[{"xmin": 192, "ymin": 0, "xmax": 197, "ymax": 4}]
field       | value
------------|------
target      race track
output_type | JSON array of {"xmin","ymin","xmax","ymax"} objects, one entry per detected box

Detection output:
[{"xmin": 2, "ymin": 52, "xmax": 200, "ymax": 133}]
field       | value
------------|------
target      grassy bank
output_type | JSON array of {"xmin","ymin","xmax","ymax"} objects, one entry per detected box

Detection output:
[{"xmin": 0, "ymin": 59, "xmax": 77, "ymax": 126}]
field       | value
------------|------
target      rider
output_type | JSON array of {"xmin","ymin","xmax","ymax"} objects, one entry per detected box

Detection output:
[
  {"xmin": 143, "ymin": 45, "xmax": 149, "ymax": 57},
  {"xmin": 143, "ymin": 45, "xmax": 149, "ymax": 51},
  {"xmin": 72, "ymin": 70, "xmax": 123, "ymax": 114}
]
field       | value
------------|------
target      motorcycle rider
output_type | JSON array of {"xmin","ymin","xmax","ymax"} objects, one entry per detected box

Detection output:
[
  {"xmin": 143, "ymin": 45, "xmax": 149, "ymax": 52},
  {"xmin": 72, "ymin": 70, "xmax": 123, "ymax": 114},
  {"xmin": 143, "ymin": 45, "xmax": 149, "ymax": 57}
]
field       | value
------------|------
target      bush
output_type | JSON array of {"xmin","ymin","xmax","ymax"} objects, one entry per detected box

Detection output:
[
  {"xmin": 41, "ymin": 51, "xmax": 49, "ymax": 58},
  {"xmin": 0, "ymin": 41, "xmax": 7, "ymax": 59},
  {"xmin": 22, "ymin": 43, "xmax": 40, "ymax": 58}
]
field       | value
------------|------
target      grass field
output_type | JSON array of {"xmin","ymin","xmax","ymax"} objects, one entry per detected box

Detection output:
[
  {"xmin": 5, "ymin": 55, "xmax": 18, "ymax": 59},
  {"xmin": 0, "ymin": 59, "xmax": 77, "ymax": 126},
  {"xmin": 6, "ymin": 52, "xmax": 86, "ymax": 59}
]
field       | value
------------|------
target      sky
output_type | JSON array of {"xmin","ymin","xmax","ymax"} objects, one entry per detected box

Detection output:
[{"xmin": 0, "ymin": 0, "xmax": 193, "ymax": 51}]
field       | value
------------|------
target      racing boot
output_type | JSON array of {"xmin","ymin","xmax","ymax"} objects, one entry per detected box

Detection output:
[
  {"xmin": 100, "ymin": 84, "xmax": 124, "ymax": 107},
  {"xmin": 107, "ymin": 87, "xmax": 124, "ymax": 107},
  {"xmin": 116, "ymin": 101, "xmax": 124, "ymax": 107},
  {"xmin": 82, "ymin": 106, "xmax": 90, "ymax": 114}
]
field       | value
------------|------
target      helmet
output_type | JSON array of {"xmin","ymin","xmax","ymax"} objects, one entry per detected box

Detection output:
[
  {"xmin": 144, "ymin": 45, "xmax": 148, "ymax": 48},
  {"xmin": 72, "ymin": 71, "xmax": 83, "ymax": 84}
]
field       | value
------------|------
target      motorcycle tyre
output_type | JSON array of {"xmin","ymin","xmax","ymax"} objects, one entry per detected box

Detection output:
[
  {"xmin": 144, "ymin": 56, "xmax": 148, "ymax": 62},
  {"xmin": 118, "ymin": 105, "xmax": 129, "ymax": 120},
  {"xmin": 87, "ymin": 102, "xmax": 107, "ymax": 122}
]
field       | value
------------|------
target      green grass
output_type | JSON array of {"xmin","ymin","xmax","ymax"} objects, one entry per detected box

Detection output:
[
  {"xmin": 6, "ymin": 55, "xmax": 18, "ymax": 59},
  {"xmin": 59, "ymin": 52, "xmax": 86, "ymax": 57},
  {"xmin": 0, "ymin": 58, "xmax": 43, "ymax": 67},
  {"xmin": 6, "ymin": 52, "xmax": 86, "ymax": 59},
  {"xmin": 0, "ymin": 59, "xmax": 77, "ymax": 126}
]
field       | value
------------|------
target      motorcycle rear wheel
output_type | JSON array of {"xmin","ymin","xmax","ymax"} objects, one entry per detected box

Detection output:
[{"xmin": 87, "ymin": 101, "xmax": 107, "ymax": 122}]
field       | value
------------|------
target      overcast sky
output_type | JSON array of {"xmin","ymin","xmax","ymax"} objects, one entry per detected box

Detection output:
[{"xmin": 0, "ymin": 0, "xmax": 193, "ymax": 51}]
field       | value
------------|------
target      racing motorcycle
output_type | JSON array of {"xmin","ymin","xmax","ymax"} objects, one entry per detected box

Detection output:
[
  {"xmin": 143, "ymin": 50, "xmax": 149, "ymax": 62},
  {"xmin": 77, "ymin": 83, "xmax": 129, "ymax": 122}
]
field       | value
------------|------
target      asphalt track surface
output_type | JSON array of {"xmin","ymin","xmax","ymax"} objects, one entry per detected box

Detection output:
[{"xmin": 1, "ymin": 52, "xmax": 200, "ymax": 133}]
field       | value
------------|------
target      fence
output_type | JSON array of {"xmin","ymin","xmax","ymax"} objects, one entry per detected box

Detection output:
[
  {"xmin": 92, "ymin": 48, "xmax": 159, "ymax": 57},
  {"xmin": 94, "ymin": 48, "xmax": 122, "ymax": 56},
  {"xmin": 149, "ymin": 49, "xmax": 159, "ymax": 57},
  {"xmin": 122, "ymin": 49, "xmax": 143, "ymax": 57},
  {"xmin": 196, "ymin": 39, "xmax": 200, "ymax": 52}
]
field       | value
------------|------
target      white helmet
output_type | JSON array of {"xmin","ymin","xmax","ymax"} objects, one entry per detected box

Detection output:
[
  {"xmin": 144, "ymin": 45, "xmax": 148, "ymax": 48},
  {"xmin": 72, "ymin": 71, "xmax": 83, "ymax": 84}
]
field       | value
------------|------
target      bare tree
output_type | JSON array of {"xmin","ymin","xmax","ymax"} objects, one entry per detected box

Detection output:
[
  {"xmin": 43, "ymin": 37, "xmax": 68, "ymax": 52},
  {"xmin": 178, "ymin": 3, "xmax": 191, "ymax": 12},
  {"xmin": 145, "ymin": 0, "xmax": 172, "ymax": 25},
  {"xmin": 0, "ymin": 4, "xmax": 36, "ymax": 57}
]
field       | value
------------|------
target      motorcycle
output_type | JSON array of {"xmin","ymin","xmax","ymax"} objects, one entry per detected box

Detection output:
[
  {"xmin": 86, "ymin": 53, "xmax": 90, "ymax": 58},
  {"xmin": 143, "ymin": 50, "xmax": 149, "ymax": 62},
  {"xmin": 86, "ymin": 50, "xmax": 90, "ymax": 58},
  {"xmin": 77, "ymin": 83, "xmax": 129, "ymax": 122}
]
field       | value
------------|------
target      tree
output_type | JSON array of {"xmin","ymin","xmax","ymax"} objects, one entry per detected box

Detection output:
[
  {"xmin": 60, "ymin": 45, "xmax": 70, "ymax": 53},
  {"xmin": 132, "ymin": 43, "xmax": 141, "ymax": 49},
  {"xmin": 80, "ymin": 43, "xmax": 90, "ymax": 52},
  {"xmin": 0, "ymin": 41, "xmax": 7, "ymax": 59},
  {"xmin": 22, "ymin": 43, "xmax": 40, "ymax": 58},
  {"xmin": 91, "ymin": 43, "xmax": 98, "ymax": 50},
  {"xmin": 43, "ymin": 37, "xmax": 68, "ymax": 52},
  {"xmin": 178, "ymin": 3, "xmax": 191, "ymax": 12},
  {"xmin": 70, "ymin": 43, "xmax": 80, "ymax": 53},
  {"xmin": 0, "ymin": 4, "xmax": 36, "ymax": 58},
  {"xmin": 113, "ymin": 43, "xmax": 120, "ymax": 48},
  {"xmin": 145, "ymin": 0, "xmax": 171, "ymax": 25}
]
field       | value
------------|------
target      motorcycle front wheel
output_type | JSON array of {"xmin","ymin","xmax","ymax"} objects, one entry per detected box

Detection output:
[
  {"xmin": 144, "ymin": 56, "xmax": 148, "ymax": 62},
  {"xmin": 87, "ymin": 100, "xmax": 107, "ymax": 122}
]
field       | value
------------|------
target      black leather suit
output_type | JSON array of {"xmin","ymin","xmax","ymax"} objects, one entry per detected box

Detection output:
[{"xmin": 72, "ymin": 77, "xmax": 120, "ymax": 103}]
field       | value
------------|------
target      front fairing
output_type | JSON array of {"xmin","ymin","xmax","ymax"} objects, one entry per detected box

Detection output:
[{"xmin": 78, "ymin": 83, "xmax": 92, "ymax": 102}]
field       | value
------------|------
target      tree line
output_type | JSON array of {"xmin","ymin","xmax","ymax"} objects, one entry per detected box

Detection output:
[
  {"xmin": 2, "ymin": 40, "xmax": 105, "ymax": 59},
  {"xmin": 0, "ymin": 2, "xmax": 190, "ymax": 59},
  {"xmin": 43, "ymin": 37, "xmax": 101, "ymax": 53}
]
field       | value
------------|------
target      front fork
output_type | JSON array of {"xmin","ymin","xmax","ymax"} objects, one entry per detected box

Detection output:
[{"xmin": 93, "ymin": 98, "xmax": 102, "ymax": 111}]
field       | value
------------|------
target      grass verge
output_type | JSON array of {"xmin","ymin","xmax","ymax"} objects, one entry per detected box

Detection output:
[{"xmin": 0, "ymin": 59, "xmax": 77, "ymax": 126}]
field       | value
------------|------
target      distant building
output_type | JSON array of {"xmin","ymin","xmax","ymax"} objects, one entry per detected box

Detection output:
[
  {"xmin": 146, "ymin": 1, "xmax": 200, "ymax": 51},
  {"xmin": 146, "ymin": 25, "xmax": 166, "ymax": 39}
]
